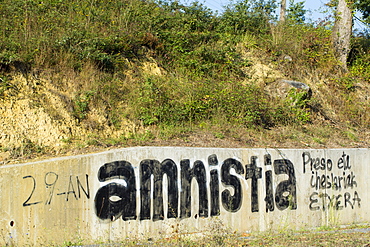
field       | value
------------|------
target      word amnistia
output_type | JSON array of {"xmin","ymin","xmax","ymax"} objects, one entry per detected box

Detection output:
[{"xmin": 94, "ymin": 154, "xmax": 297, "ymax": 222}]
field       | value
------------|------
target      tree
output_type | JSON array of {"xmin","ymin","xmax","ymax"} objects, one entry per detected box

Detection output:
[
  {"xmin": 220, "ymin": 0, "xmax": 277, "ymax": 35},
  {"xmin": 280, "ymin": 0, "xmax": 307, "ymax": 24},
  {"xmin": 332, "ymin": 0, "xmax": 353, "ymax": 72},
  {"xmin": 287, "ymin": 0, "xmax": 306, "ymax": 24},
  {"xmin": 354, "ymin": 0, "xmax": 370, "ymax": 23},
  {"xmin": 280, "ymin": 0, "xmax": 287, "ymax": 22}
]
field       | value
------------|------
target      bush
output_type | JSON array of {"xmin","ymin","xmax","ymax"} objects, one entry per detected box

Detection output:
[
  {"xmin": 349, "ymin": 32, "xmax": 370, "ymax": 82},
  {"xmin": 219, "ymin": 0, "xmax": 277, "ymax": 36},
  {"xmin": 270, "ymin": 23, "xmax": 338, "ymax": 77},
  {"xmin": 130, "ymin": 74, "xmax": 293, "ymax": 129}
]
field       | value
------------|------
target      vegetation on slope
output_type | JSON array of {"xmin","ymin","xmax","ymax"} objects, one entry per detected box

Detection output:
[{"xmin": 0, "ymin": 0, "xmax": 369, "ymax": 161}]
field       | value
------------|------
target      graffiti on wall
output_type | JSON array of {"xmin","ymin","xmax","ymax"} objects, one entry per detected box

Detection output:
[
  {"xmin": 94, "ymin": 154, "xmax": 297, "ymax": 222},
  {"xmin": 20, "ymin": 151, "xmax": 363, "ymax": 223},
  {"xmin": 22, "ymin": 173, "xmax": 90, "ymax": 207},
  {"xmin": 303, "ymin": 152, "xmax": 361, "ymax": 211}
]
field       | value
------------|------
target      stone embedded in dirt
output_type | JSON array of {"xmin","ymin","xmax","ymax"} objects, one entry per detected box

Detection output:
[
  {"xmin": 280, "ymin": 79, "xmax": 310, "ymax": 91},
  {"xmin": 265, "ymin": 79, "xmax": 312, "ymax": 99},
  {"xmin": 283, "ymin": 55, "xmax": 293, "ymax": 61},
  {"xmin": 0, "ymin": 151, "xmax": 10, "ymax": 162}
]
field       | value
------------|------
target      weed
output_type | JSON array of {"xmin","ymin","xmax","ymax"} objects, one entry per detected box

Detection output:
[
  {"xmin": 0, "ymin": 75, "xmax": 17, "ymax": 97},
  {"xmin": 343, "ymin": 130, "xmax": 359, "ymax": 142},
  {"xmin": 285, "ymin": 88, "xmax": 311, "ymax": 124},
  {"xmin": 128, "ymin": 130, "xmax": 154, "ymax": 142},
  {"xmin": 9, "ymin": 139, "xmax": 46, "ymax": 159},
  {"xmin": 312, "ymin": 137, "xmax": 326, "ymax": 145},
  {"xmin": 72, "ymin": 90, "xmax": 95, "ymax": 120},
  {"xmin": 61, "ymin": 239, "xmax": 83, "ymax": 247},
  {"xmin": 60, "ymin": 138, "xmax": 72, "ymax": 144},
  {"xmin": 214, "ymin": 132, "xmax": 225, "ymax": 139}
]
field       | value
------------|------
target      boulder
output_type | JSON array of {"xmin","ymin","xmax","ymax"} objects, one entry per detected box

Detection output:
[{"xmin": 265, "ymin": 79, "xmax": 312, "ymax": 99}]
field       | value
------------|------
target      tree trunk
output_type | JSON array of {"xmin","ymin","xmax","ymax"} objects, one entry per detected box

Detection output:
[
  {"xmin": 332, "ymin": 0, "xmax": 353, "ymax": 72},
  {"xmin": 279, "ymin": 0, "xmax": 286, "ymax": 22}
]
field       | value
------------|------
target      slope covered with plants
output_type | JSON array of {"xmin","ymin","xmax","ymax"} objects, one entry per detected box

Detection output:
[{"xmin": 0, "ymin": 0, "xmax": 369, "ymax": 162}]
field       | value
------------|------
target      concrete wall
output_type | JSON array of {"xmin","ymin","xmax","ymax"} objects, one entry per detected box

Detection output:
[{"xmin": 0, "ymin": 147, "xmax": 369, "ymax": 245}]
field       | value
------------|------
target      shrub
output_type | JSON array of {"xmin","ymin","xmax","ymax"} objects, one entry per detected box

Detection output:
[
  {"xmin": 219, "ymin": 0, "xmax": 277, "ymax": 36},
  {"xmin": 270, "ymin": 23, "xmax": 338, "ymax": 77}
]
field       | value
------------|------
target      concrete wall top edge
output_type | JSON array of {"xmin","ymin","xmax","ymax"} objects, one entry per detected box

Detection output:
[{"xmin": 1, "ymin": 146, "xmax": 368, "ymax": 169}]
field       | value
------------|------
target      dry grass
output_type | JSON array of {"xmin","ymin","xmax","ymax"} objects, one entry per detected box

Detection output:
[{"xmin": 65, "ymin": 226, "xmax": 370, "ymax": 246}]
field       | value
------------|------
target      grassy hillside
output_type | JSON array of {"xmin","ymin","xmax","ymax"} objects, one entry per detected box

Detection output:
[{"xmin": 0, "ymin": 0, "xmax": 369, "ymax": 162}]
